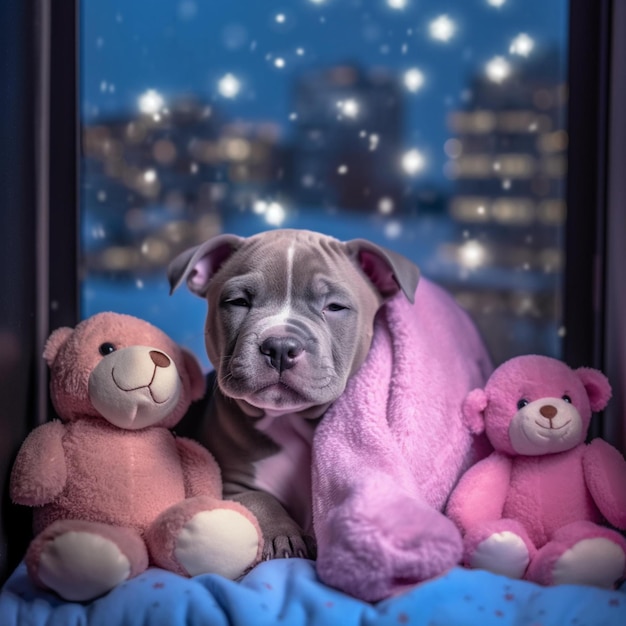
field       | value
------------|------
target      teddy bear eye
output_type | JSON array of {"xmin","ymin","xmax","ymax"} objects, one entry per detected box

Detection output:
[
  {"xmin": 516, "ymin": 398, "xmax": 529, "ymax": 410},
  {"xmin": 562, "ymin": 395, "xmax": 572, "ymax": 403},
  {"xmin": 98, "ymin": 342, "xmax": 116, "ymax": 356}
]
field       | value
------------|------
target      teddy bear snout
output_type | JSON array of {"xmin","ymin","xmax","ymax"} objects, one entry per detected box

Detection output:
[
  {"xmin": 150, "ymin": 350, "xmax": 171, "ymax": 368},
  {"xmin": 539, "ymin": 404, "xmax": 558, "ymax": 420}
]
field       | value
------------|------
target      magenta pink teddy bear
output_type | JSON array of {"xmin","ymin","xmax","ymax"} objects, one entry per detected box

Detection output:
[
  {"xmin": 10, "ymin": 312, "xmax": 263, "ymax": 601},
  {"xmin": 446, "ymin": 354, "xmax": 626, "ymax": 588}
]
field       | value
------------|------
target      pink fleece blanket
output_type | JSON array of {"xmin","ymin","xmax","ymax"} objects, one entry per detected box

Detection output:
[{"xmin": 312, "ymin": 278, "xmax": 492, "ymax": 601}]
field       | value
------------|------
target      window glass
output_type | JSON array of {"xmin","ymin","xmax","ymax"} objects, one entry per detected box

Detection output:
[{"xmin": 81, "ymin": 0, "xmax": 569, "ymax": 370}]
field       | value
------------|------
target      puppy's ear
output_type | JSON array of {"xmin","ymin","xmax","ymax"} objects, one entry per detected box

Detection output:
[
  {"xmin": 346, "ymin": 239, "xmax": 420, "ymax": 303},
  {"xmin": 168, "ymin": 234, "xmax": 244, "ymax": 297}
]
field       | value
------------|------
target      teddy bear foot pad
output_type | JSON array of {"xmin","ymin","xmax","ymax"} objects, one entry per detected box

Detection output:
[
  {"xmin": 37, "ymin": 531, "xmax": 133, "ymax": 601},
  {"xmin": 531, "ymin": 537, "xmax": 626, "ymax": 588},
  {"xmin": 173, "ymin": 509, "xmax": 261, "ymax": 579}
]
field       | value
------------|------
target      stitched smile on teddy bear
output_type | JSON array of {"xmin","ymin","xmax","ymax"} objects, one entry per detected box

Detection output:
[
  {"xmin": 88, "ymin": 345, "xmax": 182, "ymax": 430},
  {"xmin": 508, "ymin": 395, "xmax": 583, "ymax": 456}
]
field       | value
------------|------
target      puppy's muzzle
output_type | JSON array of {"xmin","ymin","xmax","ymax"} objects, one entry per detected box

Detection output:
[{"xmin": 259, "ymin": 336, "xmax": 304, "ymax": 373}]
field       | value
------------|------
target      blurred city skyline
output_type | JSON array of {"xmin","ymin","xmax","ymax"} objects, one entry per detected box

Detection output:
[
  {"xmin": 80, "ymin": 0, "xmax": 571, "ymax": 366},
  {"xmin": 82, "ymin": 0, "xmax": 569, "ymax": 186}
]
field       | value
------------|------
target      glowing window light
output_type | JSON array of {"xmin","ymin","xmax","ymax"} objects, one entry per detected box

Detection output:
[
  {"xmin": 138, "ymin": 89, "xmax": 164, "ymax": 115},
  {"xmin": 401, "ymin": 149, "xmax": 426, "ymax": 175},
  {"xmin": 429, "ymin": 15, "xmax": 456, "ymax": 42},
  {"xmin": 217, "ymin": 73, "xmax": 241, "ymax": 98},
  {"xmin": 485, "ymin": 56, "xmax": 511, "ymax": 83},
  {"xmin": 510, "ymin": 33, "xmax": 535, "ymax": 57},
  {"xmin": 444, "ymin": 138, "xmax": 462, "ymax": 159},
  {"xmin": 403, "ymin": 68, "xmax": 425, "ymax": 93}
]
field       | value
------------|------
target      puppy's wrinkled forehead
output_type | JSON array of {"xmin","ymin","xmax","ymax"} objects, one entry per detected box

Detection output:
[{"xmin": 212, "ymin": 231, "xmax": 360, "ymax": 301}]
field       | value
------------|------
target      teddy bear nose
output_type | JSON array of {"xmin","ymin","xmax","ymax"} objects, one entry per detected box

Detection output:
[
  {"xmin": 150, "ymin": 350, "xmax": 171, "ymax": 368},
  {"xmin": 539, "ymin": 404, "xmax": 557, "ymax": 420}
]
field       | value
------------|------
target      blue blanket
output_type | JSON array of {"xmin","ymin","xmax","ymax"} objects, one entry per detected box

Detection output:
[{"xmin": 1, "ymin": 559, "xmax": 624, "ymax": 626}]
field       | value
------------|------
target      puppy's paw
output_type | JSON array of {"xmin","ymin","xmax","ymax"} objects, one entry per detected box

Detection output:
[{"xmin": 263, "ymin": 532, "xmax": 316, "ymax": 560}]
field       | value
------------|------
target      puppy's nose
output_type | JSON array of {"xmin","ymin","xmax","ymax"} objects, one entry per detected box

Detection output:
[
  {"xmin": 260, "ymin": 337, "xmax": 304, "ymax": 372},
  {"xmin": 150, "ymin": 350, "xmax": 171, "ymax": 368},
  {"xmin": 539, "ymin": 404, "xmax": 557, "ymax": 420}
]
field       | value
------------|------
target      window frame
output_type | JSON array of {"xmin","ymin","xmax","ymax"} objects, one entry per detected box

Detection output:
[{"xmin": 0, "ymin": 0, "xmax": 622, "ymax": 585}]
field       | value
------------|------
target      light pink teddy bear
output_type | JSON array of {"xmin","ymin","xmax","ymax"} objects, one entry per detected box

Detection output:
[
  {"xmin": 10, "ymin": 312, "xmax": 263, "ymax": 601},
  {"xmin": 446, "ymin": 354, "xmax": 626, "ymax": 588}
]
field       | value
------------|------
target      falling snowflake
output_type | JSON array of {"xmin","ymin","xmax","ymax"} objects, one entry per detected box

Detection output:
[
  {"xmin": 387, "ymin": 0, "xmax": 408, "ymax": 10},
  {"xmin": 337, "ymin": 99, "xmax": 360, "ymax": 118},
  {"xmin": 378, "ymin": 197, "xmax": 394, "ymax": 214},
  {"xmin": 138, "ymin": 89, "xmax": 164, "ymax": 114},
  {"xmin": 459, "ymin": 240, "xmax": 488, "ymax": 268},
  {"xmin": 403, "ymin": 68, "xmax": 425, "ymax": 93},
  {"xmin": 485, "ymin": 57, "xmax": 511, "ymax": 83},
  {"xmin": 510, "ymin": 33, "xmax": 535, "ymax": 57},
  {"xmin": 217, "ymin": 73, "xmax": 241, "ymax": 98},
  {"xmin": 274, "ymin": 58, "xmax": 286, "ymax": 68},
  {"xmin": 265, "ymin": 202, "xmax": 287, "ymax": 226},
  {"xmin": 178, "ymin": 1, "xmax": 198, "ymax": 20},
  {"xmin": 486, "ymin": 0, "xmax": 507, "ymax": 7},
  {"xmin": 429, "ymin": 15, "xmax": 456, "ymax": 43},
  {"xmin": 385, "ymin": 221, "xmax": 402, "ymax": 239},
  {"xmin": 253, "ymin": 200, "xmax": 287, "ymax": 226},
  {"xmin": 401, "ymin": 149, "xmax": 426, "ymax": 175}
]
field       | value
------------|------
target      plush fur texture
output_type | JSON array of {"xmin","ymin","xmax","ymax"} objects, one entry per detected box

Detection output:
[
  {"xmin": 446, "ymin": 355, "xmax": 626, "ymax": 588},
  {"xmin": 10, "ymin": 313, "xmax": 263, "ymax": 601},
  {"xmin": 312, "ymin": 280, "xmax": 493, "ymax": 602}
]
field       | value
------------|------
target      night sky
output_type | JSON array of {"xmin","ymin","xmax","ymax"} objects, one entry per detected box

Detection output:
[{"xmin": 82, "ymin": 0, "xmax": 569, "ymax": 184}]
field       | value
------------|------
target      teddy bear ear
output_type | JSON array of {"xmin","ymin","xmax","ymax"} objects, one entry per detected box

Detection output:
[
  {"xmin": 181, "ymin": 349, "xmax": 207, "ymax": 402},
  {"xmin": 575, "ymin": 367, "xmax": 612, "ymax": 412},
  {"xmin": 462, "ymin": 388, "xmax": 488, "ymax": 435},
  {"xmin": 42, "ymin": 327, "xmax": 74, "ymax": 366}
]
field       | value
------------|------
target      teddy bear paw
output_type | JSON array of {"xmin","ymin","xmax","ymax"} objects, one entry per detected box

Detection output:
[
  {"xmin": 36, "ymin": 531, "xmax": 132, "ymax": 601},
  {"xmin": 174, "ymin": 509, "xmax": 261, "ymax": 579},
  {"xmin": 469, "ymin": 531, "xmax": 530, "ymax": 579},
  {"xmin": 549, "ymin": 538, "xmax": 626, "ymax": 588}
]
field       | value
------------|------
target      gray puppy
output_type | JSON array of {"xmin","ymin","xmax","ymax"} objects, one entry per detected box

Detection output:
[{"xmin": 168, "ymin": 229, "xmax": 420, "ymax": 559}]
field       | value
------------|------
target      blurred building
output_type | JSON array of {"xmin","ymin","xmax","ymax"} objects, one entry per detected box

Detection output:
[
  {"xmin": 442, "ymin": 50, "xmax": 568, "ymax": 362},
  {"xmin": 81, "ymin": 97, "xmax": 286, "ymax": 273},
  {"xmin": 291, "ymin": 64, "xmax": 406, "ymax": 212}
]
